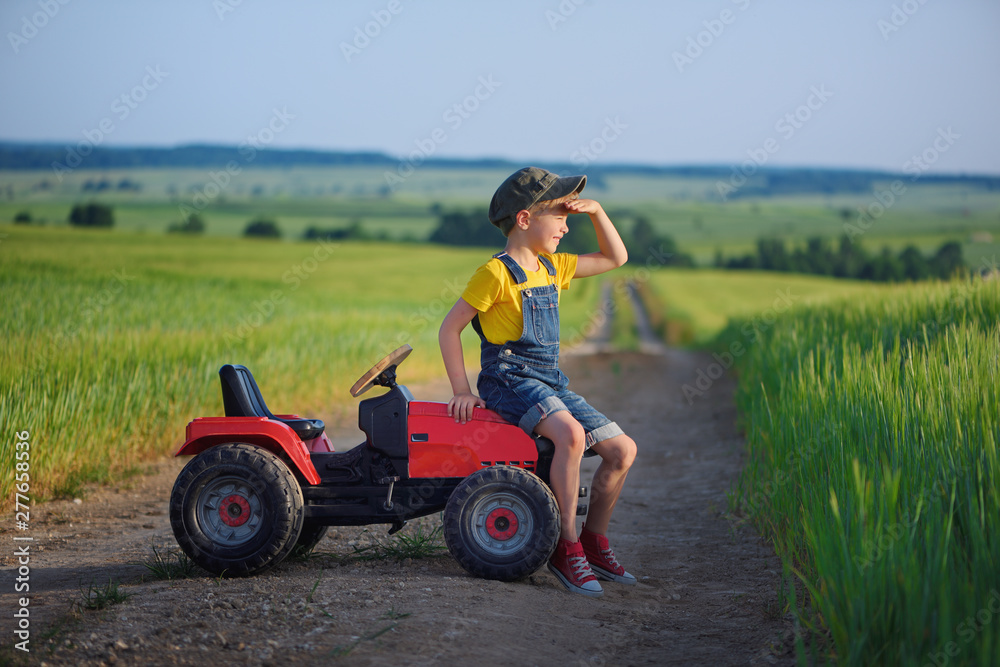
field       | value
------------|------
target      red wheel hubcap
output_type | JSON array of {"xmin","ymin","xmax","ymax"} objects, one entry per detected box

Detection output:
[
  {"xmin": 219, "ymin": 494, "xmax": 251, "ymax": 527},
  {"xmin": 485, "ymin": 507, "xmax": 518, "ymax": 541}
]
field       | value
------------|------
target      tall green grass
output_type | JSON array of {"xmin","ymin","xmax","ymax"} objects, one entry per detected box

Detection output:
[
  {"xmin": 0, "ymin": 226, "xmax": 598, "ymax": 506},
  {"xmin": 721, "ymin": 277, "xmax": 1000, "ymax": 665}
]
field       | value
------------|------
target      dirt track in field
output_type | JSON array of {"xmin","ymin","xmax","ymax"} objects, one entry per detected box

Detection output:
[{"xmin": 2, "ymin": 346, "xmax": 795, "ymax": 666}]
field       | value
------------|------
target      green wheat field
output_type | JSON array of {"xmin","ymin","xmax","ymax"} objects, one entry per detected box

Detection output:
[{"xmin": 719, "ymin": 277, "xmax": 1000, "ymax": 665}]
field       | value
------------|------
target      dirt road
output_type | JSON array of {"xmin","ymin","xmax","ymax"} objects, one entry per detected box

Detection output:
[{"xmin": 2, "ymin": 347, "xmax": 794, "ymax": 666}]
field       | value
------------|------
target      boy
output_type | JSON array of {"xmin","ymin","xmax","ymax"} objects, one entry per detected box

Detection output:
[{"xmin": 439, "ymin": 167, "xmax": 637, "ymax": 597}]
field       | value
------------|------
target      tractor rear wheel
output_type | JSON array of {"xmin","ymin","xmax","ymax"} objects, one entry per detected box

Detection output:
[
  {"xmin": 443, "ymin": 466, "xmax": 560, "ymax": 581},
  {"xmin": 170, "ymin": 443, "xmax": 304, "ymax": 576}
]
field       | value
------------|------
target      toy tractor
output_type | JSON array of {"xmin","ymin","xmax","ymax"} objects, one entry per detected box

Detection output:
[{"xmin": 169, "ymin": 345, "xmax": 582, "ymax": 581}]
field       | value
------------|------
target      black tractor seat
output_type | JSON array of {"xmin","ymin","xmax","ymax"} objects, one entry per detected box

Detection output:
[{"xmin": 219, "ymin": 364, "xmax": 325, "ymax": 441}]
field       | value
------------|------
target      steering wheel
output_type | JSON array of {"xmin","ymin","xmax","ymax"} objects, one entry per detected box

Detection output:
[{"xmin": 349, "ymin": 344, "xmax": 413, "ymax": 397}]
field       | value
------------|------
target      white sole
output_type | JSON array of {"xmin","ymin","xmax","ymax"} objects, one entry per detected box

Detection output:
[
  {"xmin": 546, "ymin": 563, "xmax": 604, "ymax": 597},
  {"xmin": 590, "ymin": 564, "xmax": 637, "ymax": 585}
]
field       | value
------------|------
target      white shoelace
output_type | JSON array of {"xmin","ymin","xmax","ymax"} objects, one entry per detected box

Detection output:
[
  {"xmin": 569, "ymin": 555, "xmax": 594, "ymax": 580},
  {"xmin": 600, "ymin": 547, "xmax": 622, "ymax": 571}
]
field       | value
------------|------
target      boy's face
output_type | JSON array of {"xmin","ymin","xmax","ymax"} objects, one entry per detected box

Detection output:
[{"xmin": 524, "ymin": 202, "xmax": 570, "ymax": 254}]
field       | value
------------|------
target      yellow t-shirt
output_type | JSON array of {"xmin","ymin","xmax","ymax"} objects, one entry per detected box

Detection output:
[{"xmin": 461, "ymin": 252, "xmax": 578, "ymax": 344}]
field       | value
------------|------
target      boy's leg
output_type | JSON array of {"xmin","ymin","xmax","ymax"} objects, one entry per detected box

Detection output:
[
  {"xmin": 580, "ymin": 434, "xmax": 637, "ymax": 584},
  {"xmin": 532, "ymin": 410, "xmax": 586, "ymax": 542},
  {"xmin": 584, "ymin": 434, "xmax": 637, "ymax": 535},
  {"xmin": 534, "ymin": 410, "xmax": 604, "ymax": 597}
]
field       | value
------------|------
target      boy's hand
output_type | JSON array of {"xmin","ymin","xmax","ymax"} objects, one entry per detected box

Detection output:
[
  {"xmin": 448, "ymin": 393, "xmax": 486, "ymax": 424},
  {"xmin": 570, "ymin": 197, "xmax": 629, "ymax": 278},
  {"xmin": 563, "ymin": 198, "xmax": 602, "ymax": 216}
]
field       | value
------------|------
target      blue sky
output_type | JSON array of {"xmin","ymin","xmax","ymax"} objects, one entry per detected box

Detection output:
[{"xmin": 2, "ymin": 0, "xmax": 998, "ymax": 174}]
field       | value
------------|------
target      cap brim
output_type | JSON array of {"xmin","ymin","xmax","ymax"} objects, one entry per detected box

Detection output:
[{"xmin": 541, "ymin": 174, "xmax": 586, "ymax": 203}]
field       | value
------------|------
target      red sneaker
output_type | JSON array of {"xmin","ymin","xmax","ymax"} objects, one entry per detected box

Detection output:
[
  {"xmin": 547, "ymin": 539, "xmax": 604, "ymax": 597},
  {"xmin": 580, "ymin": 526, "xmax": 636, "ymax": 585}
]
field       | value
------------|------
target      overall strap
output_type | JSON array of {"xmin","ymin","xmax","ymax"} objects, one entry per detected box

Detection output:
[
  {"xmin": 472, "ymin": 252, "xmax": 522, "ymax": 341},
  {"xmin": 495, "ymin": 252, "xmax": 557, "ymax": 281},
  {"xmin": 537, "ymin": 254, "xmax": 557, "ymax": 276},
  {"xmin": 471, "ymin": 313, "xmax": 486, "ymax": 339},
  {"xmin": 492, "ymin": 252, "xmax": 528, "ymax": 284}
]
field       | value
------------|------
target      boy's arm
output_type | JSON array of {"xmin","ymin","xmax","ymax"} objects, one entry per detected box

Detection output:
[
  {"xmin": 439, "ymin": 298, "xmax": 486, "ymax": 423},
  {"xmin": 566, "ymin": 199, "xmax": 628, "ymax": 278}
]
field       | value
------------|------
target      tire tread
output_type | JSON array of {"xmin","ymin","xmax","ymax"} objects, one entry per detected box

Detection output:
[{"xmin": 170, "ymin": 443, "xmax": 304, "ymax": 576}]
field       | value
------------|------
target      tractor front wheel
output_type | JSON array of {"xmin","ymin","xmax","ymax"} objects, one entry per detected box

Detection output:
[
  {"xmin": 170, "ymin": 443, "xmax": 304, "ymax": 576},
  {"xmin": 443, "ymin": 466, "xmax": 560, "ymax": 581}
]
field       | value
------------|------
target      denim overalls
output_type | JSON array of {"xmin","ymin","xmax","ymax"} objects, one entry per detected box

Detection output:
[{"xmin": 473, "ymin": 252, "xmax": 623, "ymax": 449}]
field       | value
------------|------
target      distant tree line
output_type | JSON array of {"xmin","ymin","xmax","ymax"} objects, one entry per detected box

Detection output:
[
  {"xmin": 715, "ymin": 236, "xmax": 966, "ymax": 282},
  {"xmin": 13, "ymin": 204, "xmax": 115, "ymax": 227},
  {"xmin": 428, "ymin": 207, "xmax": 694, "ymax": 266},
  {"xmin": 163, "ymin": 215, "xmax": 382, "ymax": 240},
  {"xmin": 428, "ymin": 208, "xmax": 495, "ymax": 247},
  {"xmin": 167, "ymin": 213, "xmax": 205, "ymax": 234},
  {"xmin": 2, "ymin": 143, "xmax": 998, "ymax": 197},
  {"xmin": 302, "ymin": 220, "xmax": 368, "ymax": 241},
  {"xmin": 69, "ymin": 202, "xmax": 114, "ymax": 228},
  {"xmin": 627, "ymin": 217, "xmax": 695, "ymax": 267},
  {"xmin": 243, "ymin": 218, "xmax": 282, "ymax": 239},
  {"xmin": 81, "ymin": 178, "xmax": 142, "ymax": 193}
]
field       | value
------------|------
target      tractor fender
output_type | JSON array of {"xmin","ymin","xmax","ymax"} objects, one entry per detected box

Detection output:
[
  {"xmin": 406, "ymin": 402, "xmax": 542, "ymax": 478},
  {"xmin": 175, "ymin": 417, "xmax": 321, "ymax": 485}
]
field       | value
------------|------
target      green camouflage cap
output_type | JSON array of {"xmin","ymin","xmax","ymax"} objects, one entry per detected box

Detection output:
[{"xmin": 489, "ymin": 167, "xmax": 587, "ymax": 233}]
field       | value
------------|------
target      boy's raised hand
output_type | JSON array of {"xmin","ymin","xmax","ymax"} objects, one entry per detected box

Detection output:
[
  {"xmin": 569, "ymin": 197, "xmax": 629, "ymax": 278},
  {"xmin": 448, "ymin": 392, "xmax": 486, "ymax": 424},
  {"xmin": 563, "ymin": 198, "xmax": 602, "ymax": 215}
]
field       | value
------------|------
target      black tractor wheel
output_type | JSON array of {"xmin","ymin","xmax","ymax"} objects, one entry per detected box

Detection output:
[
  {"xmin": 292, "ymin": 522, "xmax": 329, "ymax": 555},
  {"xmin": 443, "ymin": 465, "xmax": 560, "ymax": 582},
  {"xmin": 170, "ymin": 443, "xmax": 304, "ymax": 576}
]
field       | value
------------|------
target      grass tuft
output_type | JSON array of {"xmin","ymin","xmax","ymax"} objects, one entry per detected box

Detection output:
[
  {"xmin": 349, "ymin": 524, "xmax": 446, "ymax": 562},
  {"xmin": 139, "ymin": 544, "xmax": 197, "ymax": 581},
  {"xmin": 78, "ymin": 579, "xmax": 132, "ymax": 611}
]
